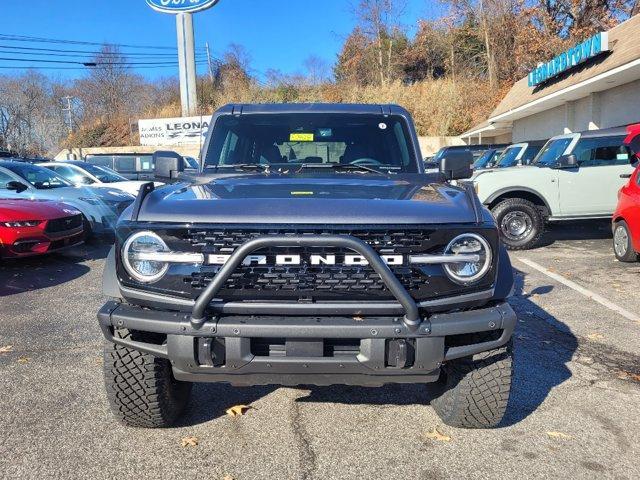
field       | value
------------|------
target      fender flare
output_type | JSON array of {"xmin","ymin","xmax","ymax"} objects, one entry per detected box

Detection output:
[{"xmin": 484, "ymin": 186, "xmax": 552, "ymax": 213}]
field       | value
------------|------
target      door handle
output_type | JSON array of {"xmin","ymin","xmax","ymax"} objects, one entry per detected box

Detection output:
[{"xmin": 620, "ymin": 173, "xmax": 632, "ymax": 179}]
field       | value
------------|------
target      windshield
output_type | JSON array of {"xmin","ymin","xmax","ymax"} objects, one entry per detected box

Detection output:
[
  {"xmin": 4, "ymin": 162, "xmax": 72, "ymax": 189},
  {"xmin": 533, "ymin": 138, "xmax": 573, "ymax": 166},
  {"xmin": 496, "ymin": 146, "xmax": 524, "ymax": 168},
  {"xmin": 203, "ymin": 113, "xmax": 418, "ymax": 174},
  {"xmin": 79, "ymin": 163, "xmax": 127, "ymax": 183},
  {"xmin": 183, "ymin": 156, "xmax": 199, "ymax": 169},
  {"xmin": 473, "ymin": 149, "xmax": 497, "ymax": 169}
]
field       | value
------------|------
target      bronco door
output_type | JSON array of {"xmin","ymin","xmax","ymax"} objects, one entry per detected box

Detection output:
[{"xmin": 558, "ymin": 135, "xmax": 635, "ymax": 217}]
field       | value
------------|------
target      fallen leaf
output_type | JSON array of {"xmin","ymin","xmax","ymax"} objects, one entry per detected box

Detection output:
[
  {"xmin": 226, "ymin": 405, "xmax": 251, "ymax": 417},
  {"xmin": 425, "ymin": 427, "xmax": 451, "ymax": 442},
  {"xmin": 17, "ymin": 356, "xmax": 30, "ymax": 364},
  {"xmin": 546, "ymin": 431, "xmax": 572, "ymax": 440},
  {"xmin": 617, "ymin": 371, "xmax": 640, "ymax": 382},
  {"xmin": 587, "ymin": 333, "xmax": 604, "ymax": 341},
  {"xmin": 223, "ymin": 476, "xmax": 236, "ymax": 480},
  {"xmin": 181, "ymin": 436, "xmax": 199, "ymax": 447},
  {"xmin": 0, "ymin": 345, "xmax": 13, "ymax": 354}
]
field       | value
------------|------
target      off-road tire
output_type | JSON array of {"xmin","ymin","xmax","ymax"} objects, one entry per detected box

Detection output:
[
  {"xmin": 491, "ymin": 198, "xmax": 544, "ymax": 250},
  {"xmin": 431, "ymin": 339, "xmax": 513, "ymax": 429},
  {"xmin": 103, "ymin": 329, "xmax": 192, "ymax": 428},
  {"xmin": 613, "ymin": 220, "xmax": 638, "ymax": 263}
]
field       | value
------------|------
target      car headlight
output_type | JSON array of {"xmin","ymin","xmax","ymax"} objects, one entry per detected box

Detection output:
[
  {"xmin": 443, "ymin": 233, "xmax": 492, "ymax": 285},
  {"xmin": 122, "ymin": 231, "xmax": 169, "ymax": 283},
  {"xmin": 1, "ymin": 220, "xmax": 42, "ymax": 228}
]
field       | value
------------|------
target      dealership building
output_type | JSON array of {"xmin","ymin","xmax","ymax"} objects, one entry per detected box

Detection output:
[{"xmin": 462, "ymin": 14, "xmax": 640, "ymax": 145}]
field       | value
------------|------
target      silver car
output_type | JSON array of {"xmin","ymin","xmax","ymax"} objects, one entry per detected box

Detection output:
[{"xmin": 0, "ymin": 161, "xmax": 134, "ymax": 235}]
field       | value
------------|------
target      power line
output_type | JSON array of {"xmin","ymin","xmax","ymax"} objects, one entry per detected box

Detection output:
[
  {"xmin": 0, "ymin": 33, "xmax": 207, "ymax": 52},
  {"xmin": 0, "ymin": 44, "xmax": 208, "ymax": 59},
  {"xmin": 0, "ymin": 56, "xmax": 208, "ymax": 66},
  {"xmin": 0, "ymin": 64, "xmax": 206, "ymax": 70}
]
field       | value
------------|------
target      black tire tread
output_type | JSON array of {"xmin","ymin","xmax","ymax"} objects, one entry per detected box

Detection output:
[
  {"xmin": 491, "ymin": 198, "xmax": 544, "ymax": 251},
  {"xmin": 103, "ymin": 329, "xmax": 192, "ymax": 428},
  {"xmin": 432, "ymin": 339, "xmax": 513, "ymax": 429}
]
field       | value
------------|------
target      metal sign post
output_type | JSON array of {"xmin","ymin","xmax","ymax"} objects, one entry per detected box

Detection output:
[
  {"xmin": 146, "ymin": 0, "xmax": 221, "ymax": 117},
  {"xmin": 176, "ymin": 13, "xmax": 198, "ymax": 116}
]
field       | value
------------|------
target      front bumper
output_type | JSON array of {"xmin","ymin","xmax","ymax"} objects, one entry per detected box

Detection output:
[{"xmin": 98, "ymin": 301, "xmax": 516, "ymax": 386}]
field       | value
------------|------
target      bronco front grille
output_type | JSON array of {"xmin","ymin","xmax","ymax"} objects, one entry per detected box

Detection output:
[{"xmin": 179, "ymin": 227, "xmax": 442, "ymax": 299}]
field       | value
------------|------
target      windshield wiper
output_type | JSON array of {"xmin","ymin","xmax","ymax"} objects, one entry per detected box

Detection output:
[
  {"xmin": 295, "ymin": 163, "xmax": 385, "ymax": 175},
  {"xmin": 214, "ymin": 164, "xmax": 270, "ymax": 172}
]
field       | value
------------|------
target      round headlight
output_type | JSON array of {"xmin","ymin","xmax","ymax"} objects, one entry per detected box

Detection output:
[
  {"xmin": 122, "ymin": 231, "xmax": 169, "ymax": 283},
  {"xmin": 443, "ymin": 233, "xmax": 492, "ymax": 285}
]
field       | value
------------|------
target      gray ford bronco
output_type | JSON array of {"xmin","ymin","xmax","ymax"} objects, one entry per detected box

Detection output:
[{"xmin": 99, "ymin": 104, "xmax": 516, "ymax": 429}]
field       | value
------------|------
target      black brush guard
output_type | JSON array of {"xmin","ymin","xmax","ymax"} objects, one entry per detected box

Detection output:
[{"xmin": 190, "ymin": 235, "xmax": 422, "ymax": 330}]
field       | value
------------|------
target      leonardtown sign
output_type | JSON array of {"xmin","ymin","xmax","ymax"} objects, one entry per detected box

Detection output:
[{"xmin": 528, "ymin": 32, "xmax": 609, "ymax": 87}]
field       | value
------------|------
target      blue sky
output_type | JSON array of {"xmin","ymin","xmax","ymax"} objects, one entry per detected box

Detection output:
[{"xmin": 0, "ymin": 0, "xmax": 445, "ymax": 80}]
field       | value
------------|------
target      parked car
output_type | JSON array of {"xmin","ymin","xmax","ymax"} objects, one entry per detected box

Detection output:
[
  {"xmin": 41, "ymin": 161, "xmax": 162, "ymax": 196},
  {"xmin": 85, "ymin": 153, "xmax": 156, "ymax": 181},
  {"xmin": 494, "ymin": 141, "xmax": 546, "ymax": 168},
  {"xmin": 612, "ymin": 124, "xmax": 640, "ymax": 262},
  {"xmin": 0, "ymin": 199, "xmax": 84, "ymax": 258},
  {"xmin": 85, "ymin": 153, "xmax": 197, "ymax": 180},
  {"xmin": 0, "ymin": 161, "xmax": 135, "ymax": 236},
  {"xmin": 433, "ymin": 144, "xmax": 509, "ymax": 165},
  {"xmin": 98, "ymin": 103, "xmax": 516, "ymax": 430},
  {"xmin": 472, "ymin": 147, "xmax": 506, "ymax": 170},
  {"xmin": 473, "ymin": 126, "xmax": 635, "ymax": 250}
]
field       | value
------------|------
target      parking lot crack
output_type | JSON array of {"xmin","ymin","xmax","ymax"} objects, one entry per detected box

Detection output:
[{"xmin": 290, "ymin": 400, "xmax": 317, "ymax": 480}]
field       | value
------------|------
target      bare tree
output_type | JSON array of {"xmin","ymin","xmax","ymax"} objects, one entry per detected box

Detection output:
[{"xmin": 351, "ymin": 0, "xmax": 407, "ymax": 85}]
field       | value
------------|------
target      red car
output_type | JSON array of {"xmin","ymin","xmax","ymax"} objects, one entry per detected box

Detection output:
[
  {"xmin": 612, "ymin": 124, "xmax": 640, "ymax": 262},
  {"xmin": 0, "ymin": 199, "xmax": 84, "ymax": 258}
]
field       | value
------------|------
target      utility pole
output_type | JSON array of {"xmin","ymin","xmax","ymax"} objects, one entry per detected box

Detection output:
[
  {"xmin": 205, "ymin": 41, "xmax": 215, "ymax": 84},
  {"xmin": 176, "ymin": 13, "xmax": 198, "ymax": 117},
  {"xmin": 62, "ymin": 96, "xmax": 74, "ymax": 159}
]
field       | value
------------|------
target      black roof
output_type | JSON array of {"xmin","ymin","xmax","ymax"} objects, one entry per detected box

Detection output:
[
  {"xmin": 218, "ymin": 103, "xmax": 410, "ymax": 116},
  {"xmin": 580, "ymin": 125, "xmax": 629, "ymax": 138}
]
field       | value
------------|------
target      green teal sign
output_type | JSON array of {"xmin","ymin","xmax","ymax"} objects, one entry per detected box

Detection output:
[{"xmin": 528, "ymin": 32, "xmax": 609, "ymax": 87}]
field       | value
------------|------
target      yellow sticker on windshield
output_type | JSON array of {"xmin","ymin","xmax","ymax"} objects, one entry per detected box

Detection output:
[{"xmin": 290, "ymin": 133, "xmax": 314, "ymax": 142}]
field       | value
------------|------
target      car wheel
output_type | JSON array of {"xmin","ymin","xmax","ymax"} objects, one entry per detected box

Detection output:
[
  {"xmin": 491, "ymin": 198, "xmax": 544, "ymax": 250},
  {"xmin": 103, "ymin": 329, "xmax": 192, "ymax": 428},
  {"xmin": 431, "ymin": 338, "xmax": 513, "ymax": 429},
  {"xmin": 613, "ymin": 221, "xmax": 638, "ymax": 262}
]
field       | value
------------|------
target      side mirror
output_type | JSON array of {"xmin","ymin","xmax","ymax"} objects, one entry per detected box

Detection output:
[
  {"xmin": 554, "ymin": 154, "xmax": 578, "ymax": 169},
  {"xmin": 153, "ymin": 150, "xmax": 184, "ymax": 181},
  {"xmin": 6, "ymin": 181, "xmax": 29, "ymax": 193},
  {"xmin": 439, "ymin": 151, "xmax": 473, "ymax": 180}
]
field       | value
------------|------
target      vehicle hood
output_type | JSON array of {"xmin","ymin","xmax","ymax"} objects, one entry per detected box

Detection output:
[
  {"xmin": 30, "ymin": 186, "xmax": 135, "ymax": 203},
  {"xmin": 96, "ymin": 181, "xmax": 163, "ymax": 196},
  {"xmin": 473, "ymin": 165, "xmax": 538, "ymax": 181},
  {"xmin": 135, "ymin": 174, "xmax": 479, "ymax": 224},
  {"xmin": 0, "ymin": 198, "xmax": 81, "ymax": 221}
]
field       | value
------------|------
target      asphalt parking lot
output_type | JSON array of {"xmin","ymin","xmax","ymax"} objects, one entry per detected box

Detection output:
[{"xmin": 1, "ymin": 221, "xmax": 639, "ymax": 480}]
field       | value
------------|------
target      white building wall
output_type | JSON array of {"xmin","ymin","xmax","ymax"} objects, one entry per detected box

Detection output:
[
  {"xmin": 599, "ymin": 79, "xmax": 640, "ymax": 128},
  {"xmin": 511, "ymin": 104, "xmax": 568, "ymax": 142},
  {"xmin": 511, "ymin": 79, "xmax": 640, "ymax": 142}
]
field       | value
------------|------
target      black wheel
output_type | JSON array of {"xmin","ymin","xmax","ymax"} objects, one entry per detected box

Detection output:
[
  {"xmin": 613, "ymin": 220, "xmax": 638, "ymax": 262},
  {"xmin": 431, "ymin": 339, "xmax": 513, "ymax": 429},
  {"xmin": 491, "ymin": 198, "xmax": 544, "ymax": 250},
  {"xmin": 103, "ymin": 329, "xmax": 192, "ymax": 428}
]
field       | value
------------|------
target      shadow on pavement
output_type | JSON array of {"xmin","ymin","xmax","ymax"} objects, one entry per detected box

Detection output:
[
  {"xmin": 538, "ymin": 219, "xmax": 612, "ymax": 248},
  {"xmin": 174, "ymin": 269, "xmax": 578, "ymax": 428},
  {"xmin": 0, "ymin": 241, "xmax": 111, "ymax": 297}
]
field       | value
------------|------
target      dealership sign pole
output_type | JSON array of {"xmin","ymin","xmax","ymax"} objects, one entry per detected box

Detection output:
[{"xmin": 146, "ymin": 0, "xmax": 221, "ymax": 117}]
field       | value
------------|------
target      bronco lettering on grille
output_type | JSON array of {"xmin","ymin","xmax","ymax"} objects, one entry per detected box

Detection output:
[{"xmin": 207, "ymin": 254, "xmax": 404, "ymax": 266}]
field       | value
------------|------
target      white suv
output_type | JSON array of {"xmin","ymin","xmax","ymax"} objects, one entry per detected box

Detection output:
[{"xmin": 473, "ymin": 127, "xmax": 636, "ymax": 250}]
